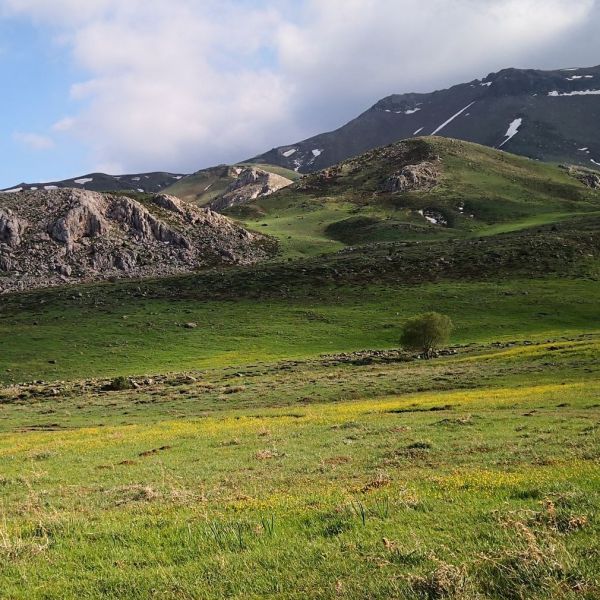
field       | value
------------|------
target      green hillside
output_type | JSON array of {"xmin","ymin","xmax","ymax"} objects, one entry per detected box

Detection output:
[{"xmin": 232, "ymin": 137, "xmax": 600, "ymax": 256}]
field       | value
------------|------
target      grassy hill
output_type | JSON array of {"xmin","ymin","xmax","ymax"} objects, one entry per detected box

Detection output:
[
  {"xmin": 233, "ymin": 137, "xmax": 600, "ymax": 256},
  {"xmin": 1, "ymin": 138, "xmax": 599, "ymax": 598},
  {"xmin": 163, "ymin": 163, "xmax": 300, "ymax": 206}
]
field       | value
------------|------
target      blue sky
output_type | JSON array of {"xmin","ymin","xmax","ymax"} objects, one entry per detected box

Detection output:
[
  {"xmin": 0, "ymin": 0, "xmax": 598, "ymax": 188},
  {"xmin": 0, "ymin": 18, "xmax": 88, "ymax": 184}
]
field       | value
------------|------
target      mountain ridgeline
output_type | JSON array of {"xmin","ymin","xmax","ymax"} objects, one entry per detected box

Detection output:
[{"xmin": 249, "ymin": 65, "xmax": 600, "ymax": 173}]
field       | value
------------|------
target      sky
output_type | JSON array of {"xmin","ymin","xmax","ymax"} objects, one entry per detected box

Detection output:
[{"xmin": 0, "ymin": 0, "xmax": 599, "ymax": 187}]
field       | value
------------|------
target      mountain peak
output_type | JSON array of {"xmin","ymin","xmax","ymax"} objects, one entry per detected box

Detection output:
[{"xmin": 248, "ymin": 64, "xmax": 600, "ymax": 173}]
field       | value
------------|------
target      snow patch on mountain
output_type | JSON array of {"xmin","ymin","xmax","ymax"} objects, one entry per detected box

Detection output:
[
  {"xmin": 413, "ymin": 127, "xmax": 424, "ymax": 135},
  {"xmin": 499, "ymin": 118, "xmax": 523, "ymax": 148},
  {"xmin": 312, "ymin": 149, "xmax": 323, "ymax": 157},
  {"xmin": 431, "ymin": 102, "xmax": 476, "ymax": 136},
  {"xmin": 282, "ymin": 148, "xmax": 297, "ymax": 158},
  {"xmin": 549, "ymin": 89, "xmax": 600, "ymax": 97},
  {"xmin": 74, "ymin": 178, "xmax": 93, "ymax": 185}
]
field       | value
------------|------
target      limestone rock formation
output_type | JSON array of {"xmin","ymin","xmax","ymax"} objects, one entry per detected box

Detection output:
[
  {"xmin": 382, "ymin": 162, "xmax": 440, "ymax": 193},
  {"xmin": 0, "ymin": 188, "xmax": 274, "ymax": 293},
  {"xmin": 209, "ymin": 168, "xmax": 292, "ymax": 212},
  {"xmin": 0, "ymin": 209, "xmax": 28, "ymax": 247}
]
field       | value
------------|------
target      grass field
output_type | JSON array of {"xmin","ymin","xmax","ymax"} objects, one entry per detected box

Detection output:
[
  {"xmin": 1, "ymin": 269, "xmax": 599, "ymax": 598},
  {"xmin": 1, "ymin": 137, "xmax": 599, "ymax": 598},
  {"xmin": 0, "ymin": 336, "xmax": 599, "ymax": 598}
]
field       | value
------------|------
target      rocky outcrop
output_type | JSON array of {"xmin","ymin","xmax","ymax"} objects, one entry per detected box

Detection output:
[
  {"xmin": 564, "ymin": 165, "xmax": 600, "ymax": 189},
  {"xmin": 0, "ymin": 209, "xmax": 27, "ymax": 247},
  {"xmin": 48, "ymin": 194, "xmax": 108, "ymax": 246},
  {"xmin": 209, "ymin": 168, "xmax": 292, "ymax": 212},
  {"xmin": 382, "ymin": 162, "xmax": 440, "ymax": 193},
  {"xmin": 0, "ymin": 188, "xmax": 275, "ymax": 293}
]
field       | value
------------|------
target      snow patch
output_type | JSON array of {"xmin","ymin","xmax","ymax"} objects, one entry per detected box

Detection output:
[
  {"xmin": 312, "ymin": 149, "xmax": 323, "ymax": 157},
  {"xmin": 499, "ymin": 118, "xmax": 523, "ymax": 148},
  {"xmin": 172, "ymin": 175, "xmax": 183, "ymax": 180},
  {"xmin": 548, "ymin": 89, "xmax": 600, "ymax": 96},
  {"xmin": 566, "ymin": 75, "xmax": 583, "ymax": 81},
  {"xmin": 137, "ymin": 188, "xmax": 145, "ymax": 193},
  {"xmin": 74, "ymin": 178, "xmax": 93, "ymax": 185},
  {"xmin": 0, "ymin": 187, "xmax": 23, "ymax": 193},
  {"xmin": 44, "ymin": 186, "xmax": 58, "ymax": 190},
  {"xmin": 413, "ymin": 127, "xmax": 424, "ymax": 135},
  {"xmin": 431, "ymin": 102, "xmax": 476, "ymax": 136},
  {"xmin": 401, "ymin": 108, "xmax": 421, "ymax": 115},
  {"xmin": 480, "ymin": 81, "xmax": 492, "ymax": 87},
  {"xmin": 579, "ymin": 147, "xmax": 589, "ymax": 152},
  {"xmin": 132, "ymin": 177, "xmax": 141, "ymax": 181},
  {"xmin": 591, "ymin": 159, "xmax": 600, "ymax": 167},
  {"xmin": 282, "ymin": 148, "xmax": 297, "ymax": 158}
]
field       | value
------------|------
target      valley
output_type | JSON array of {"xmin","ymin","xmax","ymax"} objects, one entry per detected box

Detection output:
[{"xmin": 1, "ymin": 136, "xmax": 599, "ymax": 598}]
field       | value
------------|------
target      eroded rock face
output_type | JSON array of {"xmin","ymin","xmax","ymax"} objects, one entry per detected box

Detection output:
[
  {"xmin": 108, "ymin": 197, "xmax": 191, "ymax": 248},
  {"xmin": 0, "ymin": 209, "xmax": 27, "ymax": 247},
  {"xmin": 383, "ymin": 162, "xmax": 440, "ymax": 193},
  {"xmin": 579, "ymin": 173, "xmax": 600, "ymax": 189},
  {"xmin": 0, "ymin": 188, "xmax": 275, "ymax": 293},
  {"xmin": 209, "ymin": 168, "xmax": 293, "ymax": 212},
  {"xmin": 564, "ymin": 165, "xmax": 600, "ymax": 189},
  {"xmin": 49, "ymin": 193, "xmax": 108, "ymax": 246}
]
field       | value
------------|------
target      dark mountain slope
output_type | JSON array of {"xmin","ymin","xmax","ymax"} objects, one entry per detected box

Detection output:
[
  {"xmin": 249, "ymin": 65, "xmax": 600, "ymax": 173},
  {"xmin": 1, "ymin": 171, "xmax": 187, "ymax": 195}
]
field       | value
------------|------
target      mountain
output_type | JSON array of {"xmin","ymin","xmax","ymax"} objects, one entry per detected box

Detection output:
[
  {"xmin": 162, "ymin": 164, "xmax": 297, "ymax": 208},
  {"xmin": 0, "ymin": 171, "xmax": 187, "ymax": 194},
  {"xmin": 0, "ymin": 189, "xmax": 274, "ymax": 293},
  {"xmin": 248, "ymin": 65, "xmax": 600, "ymax": 173},
  {"xmin": 1, "ymin": 164, "xmax": 298, "ymax": 212}
]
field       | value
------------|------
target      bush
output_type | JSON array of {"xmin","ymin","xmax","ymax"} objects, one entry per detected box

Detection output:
[
  {"xmin": 400, "ymin": 312, "xmax": 453, "ymax": 357},
  {"xmin": 105, "ymin": 376, "xmax": 134, "ymax": 391}
]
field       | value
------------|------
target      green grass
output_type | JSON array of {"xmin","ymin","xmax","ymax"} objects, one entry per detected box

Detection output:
[
  {"xmin": 1, "ymin": 277, "xmax": 598, "ymax": 384},
  {"xmin": 1, "ymin": 137, "xmax": 600, "ymax": 597},
  {"xmin": 223, "ymin": 138, "xmax": 600, "ymax": 258},
  {"xmin": 0, "ymin": 339, "xmax": 598, "ymax": 598}
]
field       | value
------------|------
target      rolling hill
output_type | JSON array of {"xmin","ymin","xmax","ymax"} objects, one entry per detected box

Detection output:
[
  {"xmin": 249, "ymin": 65, "xmax": 600, "ymax": 173},
  {"xmin": 234, "ymin": 136, "xmax": 600, "ymax": 256}
]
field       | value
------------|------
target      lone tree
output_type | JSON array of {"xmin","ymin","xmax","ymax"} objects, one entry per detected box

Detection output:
[{"xmin": 400, "ymin": 312, "xmax": 453, "ymax": 358}]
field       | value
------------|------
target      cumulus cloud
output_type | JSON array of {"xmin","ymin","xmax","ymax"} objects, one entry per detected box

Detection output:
[
  {"xmin": 13, "ymin": 132, "xmax": 55, "ymax": 150},
  {"xmin": 1, "ymin": 0, "xmax": 597, "ymax": 174}
]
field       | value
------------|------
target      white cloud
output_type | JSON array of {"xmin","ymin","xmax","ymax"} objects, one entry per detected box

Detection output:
[
  {"xmin": 277, "ymin": 0, "xmax": 596, "ymax": 127},
  {"xmin": 0, "ymin": 0, "xmax": 597, "ymax": 174},
  {"xmin": 52, "ymin": 117, "xmax": 76, "ymax": 132},
  {"xmin": 13, "ymin": 132, "xmax": 55, "ymax": 150}
]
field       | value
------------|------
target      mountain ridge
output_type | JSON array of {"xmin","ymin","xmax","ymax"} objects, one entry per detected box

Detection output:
[{"xmin": 248, "ymin": 64, "xmax": 600, "ymax": 173}]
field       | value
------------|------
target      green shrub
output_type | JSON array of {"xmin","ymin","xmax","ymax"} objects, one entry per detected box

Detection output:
[
  {"xmin": 400, "ymin": 312, "xmax": 453, "ymax": 357},
  {"xmin": 105, "ymin": 376, "xmax": 134, "ymax": 391}
]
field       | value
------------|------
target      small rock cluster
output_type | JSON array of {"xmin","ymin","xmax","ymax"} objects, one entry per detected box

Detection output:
[{"xmin": 382, "ymin": 161, "xmax": 440, "ymax": 193}]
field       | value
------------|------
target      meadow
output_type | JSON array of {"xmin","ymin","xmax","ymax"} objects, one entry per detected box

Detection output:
[
  {"xmin": 1, "ymin": 270, "xmax": 599, "ymax": 598},
  {"xmin": 1, "ymin": 137, "xmax": 599, "ymax": 598}
]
